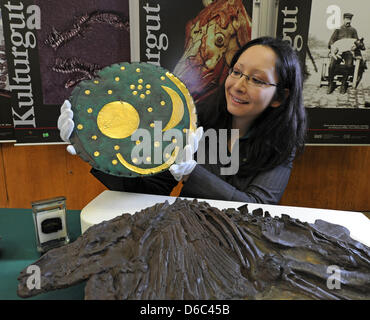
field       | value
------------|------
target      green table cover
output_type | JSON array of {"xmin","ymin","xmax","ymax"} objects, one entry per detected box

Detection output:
[{"xmin": 0, "ymin": 208, "xmax": 85, "ymax": 300}]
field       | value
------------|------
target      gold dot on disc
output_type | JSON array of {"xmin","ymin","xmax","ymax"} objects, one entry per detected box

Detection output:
[
  {"xmin": 136, "ymin": 140, "xmax": 141, "ymax": 145},
  {"xmin": 146, "ymin": 156, "xmax": 151, "ymax": 163},
  {"xmin": 140, "ymin": 94, "xmax": 145, "ymax": 99},
  {"xmin": 114, "ymin": 145, "xmax": 120, "ymax": 150},
  {"xmin": 132, "ymin": 158, "xmax": 138, "ymax": 163},
  {"xmin": 112, "ymin": 160, "xmax": 118, "ymax": 165},
  {"xmin": 147, "ymin": 107, "xmax": 153, "ymax": 112},
  {"xmin": 165, "ymin": 153, "xmax": 170, "ymax": 159},
  {"xmin": 85, "ymin": 90, "xmax": 91, "ymax": 95},
  {"xmin": 150, "ymin": 123, "xmax": 155, "ymax": 128},
  {"xmin": 94, "ymin": 151, "xmax": 100, "ymax": 157},
  {"xmin": 172, "ymin": 138, "xmax": 177, "ymax": 143},
  {"xmin": 87, "ymin": 108, "xmax": 93, "ymax": 113},
  {"xmin": 115, "ymin": 77, "xmax": 120, "ymax": 82},
  {"xmin": 91, "ymin": 135, "xmax": 97, "ymax": 140},
  {"xmin": 154, "ymin": 141, "xmax": 160, "ymax": 147},
  {"xmin": 77, "ymin": 124, "xmax": 83, "ymax": 130},
  {"xmin": 107, "ymin": 90, "xmax": 113, "ymax": 95},
  {"xmin": 183, "ymin": 128, "xmax": 187, "ymax": 133}
]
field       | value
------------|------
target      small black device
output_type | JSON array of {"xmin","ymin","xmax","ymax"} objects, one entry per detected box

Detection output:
[{"xmin": 31, "ymin": 196, "xmax": 70, "ymax": 253}]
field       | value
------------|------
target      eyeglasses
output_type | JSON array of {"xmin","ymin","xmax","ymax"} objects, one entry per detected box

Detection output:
[{"xmin": 228, "ymin": 68, "xmax": 278, "ymax": 88}]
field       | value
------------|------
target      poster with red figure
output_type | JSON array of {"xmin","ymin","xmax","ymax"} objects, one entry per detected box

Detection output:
[{"xmin": 138, "ymin": 0, "xmax": 253, "ymax": 106}]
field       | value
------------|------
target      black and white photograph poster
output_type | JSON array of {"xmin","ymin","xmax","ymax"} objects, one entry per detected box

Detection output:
[{"xmin": 303, "ymin": 0, "xmax": 370, "ymax": 145}]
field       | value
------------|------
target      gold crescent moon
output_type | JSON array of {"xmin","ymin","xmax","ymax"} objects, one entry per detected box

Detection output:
[
  {"xmin": 116, "ymin": 146, "xmax": 180, "ymax": 175},
  {"xmin": 165, "ymin": 72, "xmax": 197, "ymax": 133},
  {"xmin": 161, "ymin": 85, "xmax": 184, "ymax": 132}
]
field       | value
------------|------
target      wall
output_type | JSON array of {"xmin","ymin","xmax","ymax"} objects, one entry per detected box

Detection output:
[
  {"xmin": 0, "ymin": 143, "xmax": 369, "ymax": 211},
  {"xmin": 280, "ymin": 146, "xmax": 370, "ymax": 210},
  {"xmin": 0, "ymin": 144, "xmax": 105, "ymax": 210}
]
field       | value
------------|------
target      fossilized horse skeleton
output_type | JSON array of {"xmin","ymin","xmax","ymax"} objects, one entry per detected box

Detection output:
[
  {"xmin": 18, "ymin": 199, "xmax": 370, "ymax": 300},
  {"xmin": 173, "ymin": 0, "xmax": 252, "ymax": 104}
]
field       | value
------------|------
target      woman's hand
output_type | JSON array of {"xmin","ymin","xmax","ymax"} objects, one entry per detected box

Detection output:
[
  {"xmin": 57, "ymin": 100, "xmax": 77, "ymax": 155},
  {"xmin": 169, "ymin": 127, "xmax": 203, "ymax": 182}
]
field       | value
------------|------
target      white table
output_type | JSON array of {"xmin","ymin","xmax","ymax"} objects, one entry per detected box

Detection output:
[{"xmin": 80, "ymin": 190, "xmax": 370, "ymax": 247}]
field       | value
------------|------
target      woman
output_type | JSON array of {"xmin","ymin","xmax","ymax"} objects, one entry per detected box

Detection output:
[
  {"xmin": 174, "ymin": 36, "xmax": 307, "ymax": 204},
  {"xmin": 59, "ymin": 37, "xmax": 307, "ymax": 204}
]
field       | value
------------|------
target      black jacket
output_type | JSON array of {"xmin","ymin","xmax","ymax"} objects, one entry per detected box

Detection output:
[{"xmin": 90, "ymin": 138, "xmax": 293, "ymax": 204}]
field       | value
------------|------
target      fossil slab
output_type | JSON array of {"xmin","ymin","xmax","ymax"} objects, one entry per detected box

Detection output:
[{"xmin": 17, "ymin": 199, "xmax": 370, "ymax": 299}]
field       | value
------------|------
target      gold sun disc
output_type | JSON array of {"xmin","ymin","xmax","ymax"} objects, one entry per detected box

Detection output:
[{"xmin": 97, "ymin": 101, "xmax": 140, "ymax": 139}]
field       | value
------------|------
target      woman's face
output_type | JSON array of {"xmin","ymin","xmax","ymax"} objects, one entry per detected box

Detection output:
[{"xmin": 225, "ymin": 45, "xmax": 281, "ymax": 127}]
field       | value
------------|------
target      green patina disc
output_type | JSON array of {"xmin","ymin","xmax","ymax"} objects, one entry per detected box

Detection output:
[{"xmin": 69, "ymin": 62, "xmax": 197, "ymax": 177}]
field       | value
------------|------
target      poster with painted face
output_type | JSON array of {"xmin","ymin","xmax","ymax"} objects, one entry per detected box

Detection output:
[
  {"xmin": 138, "ymin": 0, "xmax": 253, "ymax": 105},
  {"xmin": 302, "ymin": 0, "xmax": 370, "ymax": 144},
  {"xmin": 1, "ymin": 0, "xmax": 131, "ymax": 144}
]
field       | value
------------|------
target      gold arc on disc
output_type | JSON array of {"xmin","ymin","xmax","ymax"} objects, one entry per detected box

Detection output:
[
  {"xmin": 97, "ymin": 101, "xmax": 140, "ymax": 139},
  {"xmin": 161, "ymin": 85, "xmax": 184, "ymax": 132},
  {"xmin": 165, "ymin": 72, "xmax": 197, "ymax": 133},
  {"xmin": 116, "ymin": 146, "xmax": 180, "ymax": 175}
]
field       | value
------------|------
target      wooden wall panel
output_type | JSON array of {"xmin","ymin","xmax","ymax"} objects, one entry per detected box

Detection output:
[
  {"xmin": 0, "ymin": 144, "xmax": 8, "ymax": 207},
  {"xmin": 1, "ymin": 144, "xmax": 369, "ymax": 211},
  {"xmin": 2, "ymin": 144, "xmax": 105, "ymax": 210},
  {"xmin": 280, "ymin": 146, "xmax": 370, "ymax": 211},
  {"xmin": 63, "ymin": 152, "xmax": 106, "ymax": 209}
]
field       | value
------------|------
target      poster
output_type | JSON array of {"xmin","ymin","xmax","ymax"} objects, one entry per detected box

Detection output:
[
  {"xmin": 276, "ymin": 0, "xmax": 312, "ymax": 68},
  {"xmin": 0, "ymin": 8, "xmax": 15, "ymax": 142},
  {"xmin": 1, "ymin": 0, "xmax": 131, "ymax": 144},
  {"xmin": 138, "ymin": 0, "xmax": 253, "ymax": 105},
  {"xmin": 300, "ymin": 0, "xmax": 370, "ymax": 144}
]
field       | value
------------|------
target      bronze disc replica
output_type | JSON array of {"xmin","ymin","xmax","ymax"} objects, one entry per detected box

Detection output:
[{"xmin": 68, "ymin": 62, "xmax": 197, "ymax": 177}]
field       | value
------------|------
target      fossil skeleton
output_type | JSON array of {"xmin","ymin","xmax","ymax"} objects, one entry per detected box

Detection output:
[
  {"xmin": 17, "ymin": 199, "xmax": 370, "ymax": 300},
  {"xmin": 44, "ymin": 11, "xmax": 129, "ymax": 50},
  {"xmin": 0, "ymin": 45, "xmax": 8, "ymax": 90},
  {"xmin": 45, "ymin": 11, "xmax": 129, "ymax": 88},
  {"xmin": 52, "ymin": 57, "xmax": 101, "ymax": 88}
]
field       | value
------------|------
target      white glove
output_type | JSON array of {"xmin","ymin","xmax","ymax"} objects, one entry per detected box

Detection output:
[
  {"xmin": 169, "ymin": 126, "xmax": 203, "ymax": 182},
  {"xmin": 57, "ymin": 100, "xmax": 77, "ymax": 155}
]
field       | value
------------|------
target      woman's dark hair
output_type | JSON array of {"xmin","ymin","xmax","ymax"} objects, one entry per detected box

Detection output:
[{"xmin": 196, "ymin": 36, "xmax": 307, "ymax": 176}]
